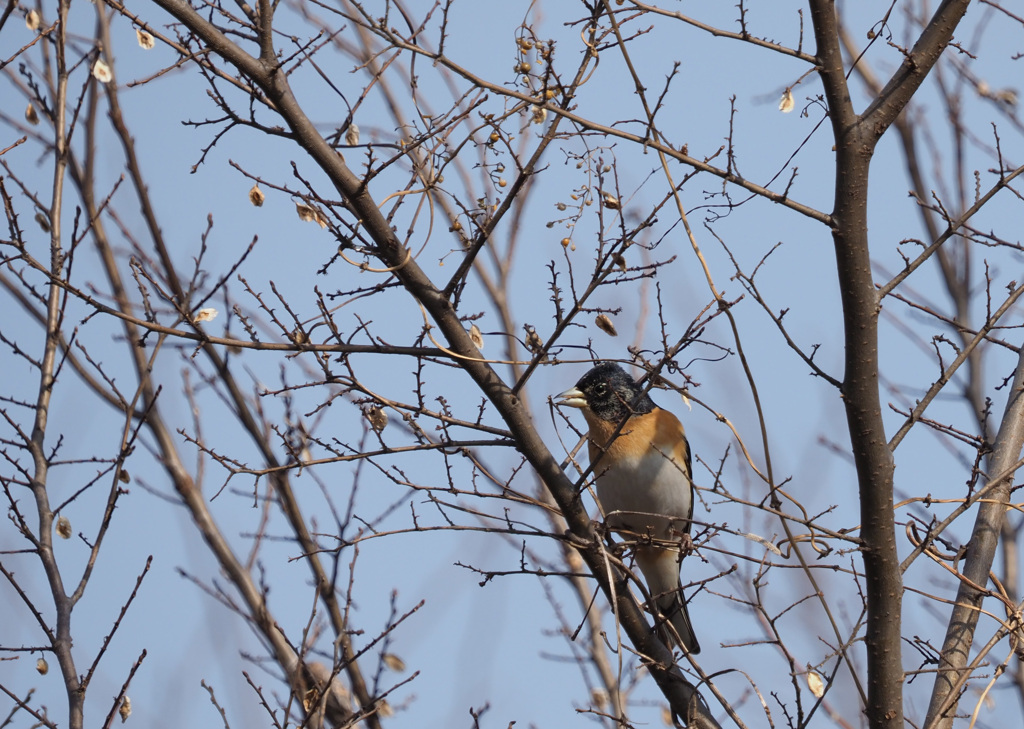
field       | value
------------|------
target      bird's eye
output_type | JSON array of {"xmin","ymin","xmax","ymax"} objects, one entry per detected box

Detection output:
[{"xmin": 593, "ymin": 383, "xmax": 607, "ymax": 396}]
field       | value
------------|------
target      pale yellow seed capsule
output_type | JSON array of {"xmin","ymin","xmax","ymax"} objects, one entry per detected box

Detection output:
[
  {"xmin": 37, "ymin": 657, "xmax": 49, "ymax": 674},
  {"xmin": 92, "ymin": 59, "xmax": 112, "ymax": 84},
  {"xmin": 806, "ymin": 670, "xmax": 824, "ymax": 698},
  {"xmin": 345, "ymin": 123, "xmax": 360, "ymax": 146},
  {"xmin": 779, "ymin": 88, "xmax": 795, "ymax": 113},
  {"xmin": 365, "ymin": 406, "xmax": 388, "ymax": 433},
  {"xmin": 469, "ymin": 323, "xmax": 484, "ymax": 349},
  {"xmin": 56, "ymin": 516, "xmax": 72, "ymax": 539},
  {"xmin": 25, "ymin": 103, "xmax": 40, "ymax": 125},
  {"xmin": 248, "ymin": 184, "xmax": 265, "ymax": 207},
  {"xmin": 595, "ymin": 314, "xmax": 617, "ymax": 336}
]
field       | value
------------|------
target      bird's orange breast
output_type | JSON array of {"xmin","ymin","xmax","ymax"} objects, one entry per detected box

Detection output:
[{"xmin": 584, "ymin": 407, "xmax": 689, "ymax": 474}]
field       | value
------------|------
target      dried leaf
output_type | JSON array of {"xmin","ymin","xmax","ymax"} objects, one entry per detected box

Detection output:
[
  {"xmin": 997, "ymin": 88, "xmax": 1018, "ymax": 106},
  {"xmin": 375, "ymin": 699, "xmax": 393, "ymax": 718},
  {"xmin": 524, "ymin": 326, "xmax": 543, "ymax": 352},
  {"xmin": 594, "ymin": 314, "xmax": 617, "ymax": 337},
  {"xmin": 806, "ymin": 670, "xmax": 824, "ymax": 698},
  {"xmin": 468, "ymin": 323, "xmax": 484, "ymax": 350},
  {"xmin": 36, "ymin": 657, "xmax": 48, "ymax": 674},
  {"xmin": 35, "ymin": 212, "xmax": 50, "ymax": 232},
  {"xmin": 743, "ymin": 531, "xmax": 782, "ymax": 555},
  {"xmin": 345, "ymin": 123, "xmax": 360, "ymax": 146},
  {"xmin": 296, "ymin": 204, "xmax": 328, "ymax": 229},
  {"xmin": 136, "ymin": 28, "xmax": 155, "ymax": 49},
  {"xmin": 601, "ymin": 192, "xmax": 620, "ymax": 210},
  {"xmin": 119, "ymin": 697, "xmax": 132, "ymax": 723},
  {"xmin": 302, "ymin": 686, "xmax": 319, "ymax": 712},
  {"xmin": 193, "ymin": 307, "xmax": 218, "ymax": 323},
  {"xmin": 26, "ymin": 9, "xmax": 41, "ymax": 30},
  {"xmin": 92, "ymin": 59, "xmax": 112, "ymax": 84},
  {"xmin": 779, "ymin": 88, "xmax": 795, "ymax": 113},
  {"xmin": 118, "ymin": 469, "xmax": 131, "ymax": 484},
  {"xmin": 56, "ymin": 515, "xmax": 72, "ymax": 539},
  {"xmin": 382, "ymin": 653, "xmax": 405, "ymax": 672},
  {"xmin": 248, "ymin": 184, "xmax": 265, "ymax": 207},
  {"xmin": 612, "ymin": 252, "xmax": 626, "ymax": 271},
  {"xmin": 523, "ymin": 325, "xmax": 548, "ymax": 362},
  {"xmin": 590, "ymin": 689, "xmax": 607, "ymax": 708},
  {"xmin": 365, "ymin": 406, "xmax": 388, "ymax": 433},
  {"xmin": 25, "ymin": 103, "xmax": 40, "ymax": 125}
]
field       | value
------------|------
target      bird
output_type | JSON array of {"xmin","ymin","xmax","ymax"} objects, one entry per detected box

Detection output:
[{"xmin": 558, "ymin": 362, "xmax": 700, "ymax": 654}]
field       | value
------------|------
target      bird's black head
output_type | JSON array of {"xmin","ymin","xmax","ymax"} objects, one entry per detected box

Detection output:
[{"xmin": 563, "ymin": 362, "xmax": 657, "ymax": 422}]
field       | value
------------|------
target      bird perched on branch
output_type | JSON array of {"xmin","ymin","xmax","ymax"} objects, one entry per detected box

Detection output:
[{"xmin": 559, "ymin": 362, "xmax": 700, "ymax": 654}]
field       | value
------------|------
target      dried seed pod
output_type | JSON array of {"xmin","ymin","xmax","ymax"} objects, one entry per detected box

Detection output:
[
  {"xmin": 779, "ymin": 88, "xmax": 795, "ymax": 113},
  {"xmin": 119, "ymin": 697, "xmax": 132, "ymax": 723},
  {"xmin": 594, "ymin": 314, "xmax": 617, "ymax": 337},
  {"xmin": 92, "ymin": 59, "xmax": 112, "ymax": 83},
  {"xmin": 248, "ymin": 184, "xmax": 265, "ymax": 207},
  {"xmin": 296, "ymin": 204, "xmax": 328, "ymax": 229},
  {"xmin": 365, "ymin": 406, "xmax": 388, "ymax": 433},
  {"xmin": 806, "ymin": 670, "xmax": 824, "ymax": 698}
]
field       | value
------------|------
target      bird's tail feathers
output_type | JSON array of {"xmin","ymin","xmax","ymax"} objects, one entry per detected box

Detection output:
[
  {"xmin": 636, "ymin": 549, "xmax": 701, "ymax": 654},
  {"xmin": 654, "ymin": 590, "xmax": 700, "ymax": 654}
]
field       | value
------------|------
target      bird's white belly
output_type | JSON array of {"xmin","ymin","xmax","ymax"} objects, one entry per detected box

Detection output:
[{"xmin": 594, "ymin": 450, "xmax": 692, "ymax": 542}]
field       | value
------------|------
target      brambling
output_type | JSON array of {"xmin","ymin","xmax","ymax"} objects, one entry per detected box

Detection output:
[{"xmin": 559, "ymin": 362, "xmax": 700, "ymax": 654}]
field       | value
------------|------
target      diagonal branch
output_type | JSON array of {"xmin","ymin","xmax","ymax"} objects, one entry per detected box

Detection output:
[{"xmin": 925, "ymin": 344, "xmax": 1024, "ymax": 728}]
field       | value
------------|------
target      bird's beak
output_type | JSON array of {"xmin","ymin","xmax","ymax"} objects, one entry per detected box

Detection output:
[{"xmin": 557, "ymin": 387, "xmax": 588, "ymax": 409}]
